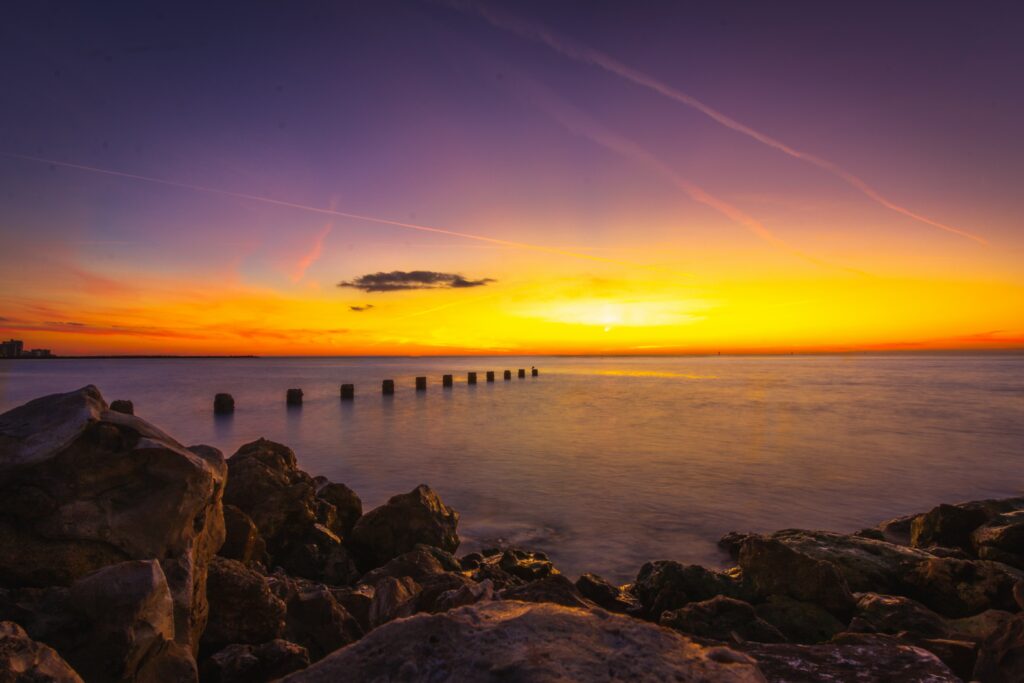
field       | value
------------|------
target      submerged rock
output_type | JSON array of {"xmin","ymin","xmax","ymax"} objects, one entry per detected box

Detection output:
[
  {"xmin": 349, "ymin": 484, "xmax": 459, "ymax": 569},
  {"xmin": 279, "ymin": 601, "xmax": 766, "ymax": 682},
  {"xmin": 0, "ymin": 621, "xmax": 83, "ymax": 683},
  {"xmin": 0, "ymin": 386, "xmax": 225, "ymax": 654}
]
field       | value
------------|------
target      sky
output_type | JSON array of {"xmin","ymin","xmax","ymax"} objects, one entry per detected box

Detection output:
[{"xmin": 1, "ymin": 0, "xmax": 1022, "ymax": 355}]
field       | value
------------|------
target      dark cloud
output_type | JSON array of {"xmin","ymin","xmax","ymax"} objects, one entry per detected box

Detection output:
[
  {"xmin": 338, "ymin": 271, "xmax": 496, "ymax": 293},
  {"xmin": 349, "ymin": 304, "xmax": 375, "ymax": 312}
]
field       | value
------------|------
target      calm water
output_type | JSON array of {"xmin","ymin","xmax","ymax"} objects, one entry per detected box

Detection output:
[{"xmin": 2, "ymin": 355, "xmax": 1022, "ymax": 583}]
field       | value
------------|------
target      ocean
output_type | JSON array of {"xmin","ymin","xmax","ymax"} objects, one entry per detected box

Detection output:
[{"xmin": 2, "ymin": 354, "xmax": 1022, "ymax": 583}]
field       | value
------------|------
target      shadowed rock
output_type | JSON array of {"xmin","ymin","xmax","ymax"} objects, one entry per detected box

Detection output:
[
  {"xmin": 349, "ymin": 484, "xmax": 459, "ymax": 569},
  {"xmin": 0, "ymin": 621, "xmax": 83, "ymax": 683},
  {"xmin": 753, "ymin": 596, "xmax": 846, "ymax": 644},
  {"xmin": 500, "ymin": 574, "xmax": 595, "ymax": 609},
  {"xmin": 576, "ymin": 572, "xmax": 640, "ymax": 614},
  {"xmin": 0, "ymin": 386, "xmax": 225, "ymax": 654},
  {"xmin": 200, "ymin": 640, "xmax": 309, "ymax": 683},
  {"xmin": 739, "ymin": 536, "xmax": 855, "ymax": 618},
  {"xmin": 661, "ymin": 596, "xmax": 787, "ymax": 644},
  {"xmin": 278, "ymin": 601, "xmax": 766, "ymax": 682},
  {"xmin": 633, "ymin": 560, "xmax": 746, "ymax": 620},
  {"xmin": 201, "ymin": 557, "xmax": 286, "ymax": 654},
  {"xmin": 315, "ymin": 482, "xmax": 362, "ymax": 538},
  {"xmin": 901, "ymin": 556, "xmax": 1024, "ymax": 618},
  {"xmin": 219, "ymin": 505, "xmax": 267, "ymax": 565},
  {"xmin": 974, "ymin": 510, "xmax": 1024, "ymax": 569}
]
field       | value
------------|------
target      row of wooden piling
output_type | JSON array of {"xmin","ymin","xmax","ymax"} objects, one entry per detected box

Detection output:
[{"xmin": 213, "ymin": 367, "xmax": 539, "ymax": 413}]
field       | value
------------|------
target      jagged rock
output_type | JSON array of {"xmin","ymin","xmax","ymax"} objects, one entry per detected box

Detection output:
[
  {"xmin": 316, "ymin": 483, "xmax": 362, "ymax": 538},
  {"xmin": 357, "ymin": 547, "xmax": 449, "ymax": 586},
  {"xmin": 500, "ymin": 574, "xmax": 594, "ymax": 609},
  {"xmin": 743, "ymin": 633, "xmax": 960, "ymax": 682},
  {"xmin": 763, "ymin": 529, "xmax": 932, "ymax": 593},
  {"xmin": 328, "ymin": 585, "xmax": 374, "ymax": 633},
  {"xmin": 738, "ymin": 536, "xmax": 855, "ymax": 618},
  {"xmin": 848, "ymin": 592, "xmax": 951, "ymax": 639},
  {"xmin": 632, "ymin": 560, "xmax": 745, "ymax": 620},
  {"xmin": 219, "ymin": 505, "xmax": 266, "ymax": 565},
  {"xmin": 661, "ymin": 596, "xmax": 786, "ymax": 644},
  {"xmin": 413, "ymin": 572, "xmax": 476, "ymax": 613},
  {"xmin": 276, "ymin": 524, "xmax": 359, "ymax": 586},
  {"xmin": 431, "ymin": 578, "xmax": 494, "ymax": 613},
  {"xmin": 223, "ymin": 439, "xmax": 318, "ymax": 556},
  {"xmin": 349, "ymin": 485, "xmax": 459, "ymax": 569},
  {"xmin": 368, "ymin": 576, "xmax": 420, "ymax": 628},
  {"xmin": 498, "ymin": 548, "xmax": 556, "ymax": 581},
  {"xmin": 278, "ymin": 601, "xmax": 765, "ymax": 682},
  {"xmin": 201, "ymin": 557, "xmax": 285, "ymax": 653},
  {"xmin": 0, "ymin": 621, "xmax": 83, "ymax": 683},
  {"xmin": 874, "ymin": 514, "xmax": 916, "ymax": 545},
  {"xmin": 281, "ymin": 584, "xmax": 361, "ymax": 662},
  {"xmin": 974, "ymin": 511, "xmax": 1024, "ymax": 569},
  {"xmin": 199, "ymin": 640, "xmax": 309, "ymax": 683},
  {"xmin": 901, "ymin": 556, "xmax": 1023, "ymax": 618},
  {"xmin": 0, "ymin": 386, "xmax": 226, "ymax": 654},
  {"xmin": 575, "ymin": 572, "xmax": 640, "ymax": 614},
  {"xmin": 108, "ymin": 400, "xmax": 133, "ymax": 415},
  {"xmin": 973, "ymin": 612, "xmax": 1024, "ymax": 683},
  {"xmin": 753, "ymin": 596, "xmax": 846, "ymax": 645},
  {"xmin": 911, "ymin": 503, "xmax": 991, "ymax": 552},
  {"xmin": 718, "ymin": 532, "xmax": 752, "ymax": 560}
]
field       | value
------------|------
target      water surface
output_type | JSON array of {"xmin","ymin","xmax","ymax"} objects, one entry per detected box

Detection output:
[{"xmin": 2, "ymin": 354, "xmax": 1022, "ymax": 582}]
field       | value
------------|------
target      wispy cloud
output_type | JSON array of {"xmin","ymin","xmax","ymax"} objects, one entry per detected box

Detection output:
[
  {"xmin": 339, "ymin": 271, "xmax": 496, "ymax": 292},
  {"xmin": 449, "ymin": 0, "xmax": 987, "ymax": 245},
  {"xmin": 292, "ymin": 217, "xmax": 334, "ymax": 283},
  {"xmin": 349, "ymin": 304, "xmax": 375, "ymax": 312}
]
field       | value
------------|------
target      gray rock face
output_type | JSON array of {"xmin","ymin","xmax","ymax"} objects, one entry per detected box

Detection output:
[
  {"xmin": 279, "ymin": 601, "xmax": 766, "ymax": 682},
  {"xmin": 0, "ymin": 386, "xmax": 226, "ymax": 654},
  {"xmin": 349, "ymin": 484, "xmax": 459, "ymax": 569},
  {"xmin": 0, "ymin": 621, "xmax": 83, "ymax": 683}
]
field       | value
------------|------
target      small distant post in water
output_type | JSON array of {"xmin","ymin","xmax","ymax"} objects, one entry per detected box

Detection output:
[
  {"xmin": 468, "ymin": 372, "xmax": 477, "ymax": 384},
  {"xmin": 340, "ymin": 384, "xmax": 355, "ymax": 400},
  {"xmin": 486, "ymin": 371, "xmax": 495, "ymax": 382},
  {"xmin": 442, "ymin": 374, "xmax": 453, "ymax": 388},
  {"xmin": 214, "ymin": 393, "xmax": 234, "ymax": 415},
  {"xmin": 286, "ymin": 388, "xmax": 303, "ymax": 406},
  {"xmin": 531, "ymin": 366, "xmax": 538, "ymax": 377},
  {"xmin": 382, "ymin": 379, "xmax": 395, "ymax": 395},
  {"xmin": 416, "ymin": 376, "xmax": 427, "ymax": 391},
  {"xmin": 109, "ymin": 399, "xmax": 134, "ymax": 415},
  {"xmin": 518, "ymin": 368, "xmax": 526, "ymax": 378},
  {"xmin": 504, "ymin": 370, "xmax": 512, "ymax": 380}
]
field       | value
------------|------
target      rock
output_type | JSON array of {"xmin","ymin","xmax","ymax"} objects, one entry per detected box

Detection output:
[
  {"xmin": 412, "ymin": 572, "xmax": 476, "ymax": 614},
  {"xmin": 0, "ymin": 621, "xmax": 83, "ymax": 683},
  {"xmin": 743, "ymin": 633, "xmax": 960, "ymax": 682},
  {"xmin": 430, "ymin": 578, "xmax": 494, "ymax": 614},
  {"xmin": 0, "ymin": 386, "xmax": 226, "ymax": 654},
  {"xmin": 738, "ymin": 536, "xmax": 855, "ymax": 618},
  {"xmin": 632, "ymin": 560, "xmax": 745, "ymax": 620},
  {"xmin": 718, "ymin": 532, "xmax": 752, "ymax": 560},
  {"xmin": 875, "ymin": 513, "xmax": 916, "ymax": 545},
  {"xmin": 108, "ymin": 400, "xmax": 133, "ymax": 415},
  {"xmin": 349, "ymin": 484, "xmax": 459, "ymax": 569},
  {"xmin": 911, "ymin": 503, "xmax": 991, "ymax": 552},
  {"xmin": 281, "ymin": 584, "xmax": 361, "ymax": 662},
  {"xmin": 973, "ymin": 612, "xmax": 1024, "ymax": 683},
  {"xmin": 848, "ymin": 592, "xmax": 950, "ymax": 638},
  {"xmin": 763, "ymin": 529, "xmax": 932, "ymax": 593},
  {"xmin": 662, "ymin": 596, "xmax": 786, "ymax": 644},
  {"xmin": 201, "ymin": 557, "xmax": 286, "ymax": 653},
  {"xmin": 219, "ymin": 505, "xmax": 267, "ymax": 565},
  {"xmin": 276, "ymin": 524, "xmax": 359, "ymax": 586},
  {"xmin": 575, "ymin": 572, "xmax": 640, "ymax": 614},
  {"xmin": 753, "ymin": 596, "xmax": 846, "ymax": 644},
  {"xmin": 950, "ymin": 609, "xmax": 1018, "ymax": 642},
  {"xmin": 500, "ymin": 574, "xmax": 595, "ymax": 609},
  {"xmin": 328, "ymin": 585, "xmax": 374, "ymax": 633},
  {"xmin": 497, "ymin": 548, "xmax": 556, "ymax": 581},
  {"xmin": 974, "ymin": 510, "xmax": 1024, "ymax": 569},
  {"xmin": 199, "ymin": 640, "xmax": 309, "ymax": 683},
  {"xmin": 315, "ymin": 483, "xmax": 362, "ymax": 538},
  {"xmin": 278, "ymin": 601, "xmax": 766, "ymax": 682},
  {"xmin": 901, "ymin": 557, "xmax": 1023, "ymax": 618},
  {"xmin": 357, "ymin": 547, "xmax": 449, "ymax": 586},
  {"xmin": 223, "ymin": 439, "xmax": 318, "ymax": 557},
  {"xmin": 368, "ymin": 576, "xmax": 420, "ymax": 628}
]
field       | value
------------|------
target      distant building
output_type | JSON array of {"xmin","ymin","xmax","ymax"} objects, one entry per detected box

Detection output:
[
  {"xmin": 24, "ymin": 348, "xmax": 54, "ymax": 358},
  {"xmin": 0, "ymin": 339, "xmax": 24, "ymax": 358}
]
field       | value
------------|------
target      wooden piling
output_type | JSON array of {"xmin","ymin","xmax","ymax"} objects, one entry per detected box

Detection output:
[
  {"xmin": 340, "ymin": 384, "xmax": 354, "ymax": 400},
  {"xmin": 486, "ymin": 371, "xmax": 495, "ymax": 382},
  {"xmin": 110, "ymin": 399, "xmax": 134, "ymax": 415},
  {"xmin": 416, "ymin": 376, "xmax": 427, "ymax": 391},
  {"xmin": 382, "ymin": 379, "xmax": 395, "ymax": 395},
  {"xmin": 518, "ymin": 368, "xmax": 526, "ymax": 378},
  {"xmin": 214, "ymin": 393, "xmax": 234, "ymax": 414},
  {"xmin": 468, "ymin": 372, "xmax": 477, "ymax": 384},
  {"xmin": 532, "ymin": 367, "xmax": 538, "ymax": 376},
  {"xmin": 504, "ymin": 370, "xmax": 512, "ymax": 380},
  {"xmin": 286, "ymin": 388, "xmax": 303, "ymax": 406},
  {"xmin": 443, "ymin": 374, "xmax": 453, "ymax": 387}
]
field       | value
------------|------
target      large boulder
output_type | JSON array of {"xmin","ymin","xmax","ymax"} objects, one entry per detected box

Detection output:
[
  {"xmin": 632, "ymin": 560, "xmax": 745, "ymax": 620},
  {"xmin": 973, "ymin": 612, "xmax": 1024, "ymax": 683},
  {"xmin": 0, "ymin": 386, "xmax": 225, "ymax": 654},
  {"xmin": 199, "ymin": 640, "xmax": 309, "ymax": 683},
  {"xmin": 219, "ymin": 505, "xmax": 267, "ymax": 565},
  {"xmin": 911, "ymin": 503, "xmax": 991, "ymax": 552},
  {"xmin": 278, "ymin": 601, "xmax": 766, "ymax": 682},
  {"xmin": 349, "ymin": 485, "xmax": 459, "ymax": 569},
  {"xmin": 661, "ymin": 596, "xmax": 787, "ymax": 644},
  {"xmin": 848, "ymin": 592, "xmax": 952, "ymax": 640},
  {"xmin": 753, "ymin": 596, "xmax": 846, "ymax": 644},
  {"xmin": 575, "ymin": 573, "xmax": 640, "ymax": 614},
  {"xmin": 367, "ymin": 576, "xmax": 420, "ymax": 628},
  {"xmin": 267, "ymin": 578, "xmax": 361, "ymax": 662},
  {"xmin": 499, "ymin": 574, "xmax": 594, "ymax": 609},
  {"xmin": 0, "ymin": 621, "xmax": 83, "ymax": 683},
  {"xmin": 743, "ymin": 634, "xmax": 960, "ymax": 682},
  {"xmin": 738, "ymin": 536, "xmax": 855, "ymax": 618},
  {"xmin": 315, "ymin": 483, "xmax": 362, "ymax": 538},
  {"xmin": 901, "ymin": 557, "xmax": 1023, "ymax": 618},
  {"xmin": 201, "ymin": 557, "xmax": 286, "ymax": 654},
  {"xmin": 974, "ymin": 511, "xmax": 1024, "ymax": 569}
]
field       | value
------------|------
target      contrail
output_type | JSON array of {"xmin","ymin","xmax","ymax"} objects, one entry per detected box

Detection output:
[
  {"xmin": 1, "ymin": 152, "xmax": 679, "ymax": 273},
  {"xmin": 448, "ymin": 0, "xmax": 987, "ymax": 245}
]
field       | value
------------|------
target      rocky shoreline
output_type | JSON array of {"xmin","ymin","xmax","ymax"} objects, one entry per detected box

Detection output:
[{"xmin": 1, "ymin": 386, "xmax": 1022, "ymax": 682}]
